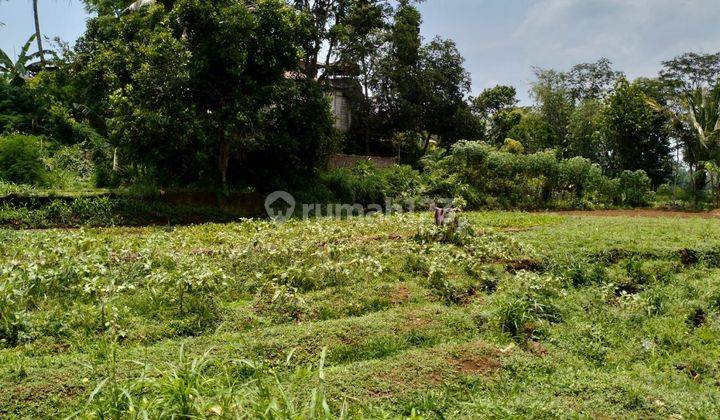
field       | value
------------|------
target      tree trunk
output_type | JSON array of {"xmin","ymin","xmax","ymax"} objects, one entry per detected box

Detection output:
[
  {"xmin": 422, "ymin": 132, "xmax": 432, "ymax": 153},
  {"xmin": 32, "ymin": 0, "xmax": 45, "ymax": 67},
  {"xmin": 218, "ymin": 141, "xmax": 230, "ymax": 186},
  {"xmin": 363, "ymin": 65, "xmax": 371, "ymax": 155},
  {"xmin": 112, "ymin": 148, "xmax": 119, "ymax": 172}
]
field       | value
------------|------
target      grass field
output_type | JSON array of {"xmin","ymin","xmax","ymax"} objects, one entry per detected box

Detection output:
[{"xmin": 2, "ymin": 211, "xmax": 720, "ymax": 418}]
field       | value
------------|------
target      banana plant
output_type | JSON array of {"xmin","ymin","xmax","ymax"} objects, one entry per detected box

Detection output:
[
  {"xmin": 686, "ymin": 87, "xmax": 720, "ymax": 148},
  {"xmin": 647, "ymin": 86, "xmax": 720, "ymax": 149},
  {"xmin": 647, "ymin": 85, "xmax": 720, "ymax": 203},
  {"xmin": 704, "ymin": 161, "xmax": 720, "ymax": 207},
  {"xmin": 0, "ymin": 34, "xmax": 55, "ymax": 84}
]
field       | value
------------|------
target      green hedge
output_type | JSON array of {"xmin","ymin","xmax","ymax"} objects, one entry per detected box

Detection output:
[
  {"xmin": 301, "ymin": 141, "xmax": 652, "ymax": 210},
  {"xmin": 421, "ymin": 140, "xmax": 651, "ymax": 209}
]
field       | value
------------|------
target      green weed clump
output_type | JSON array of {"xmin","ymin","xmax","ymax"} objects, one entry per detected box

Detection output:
[{"xmin": 492, "ymin": 271, "xmax": 564, "ymax": 340}]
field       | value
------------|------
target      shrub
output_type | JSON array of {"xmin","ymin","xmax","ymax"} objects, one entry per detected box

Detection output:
[
  {"xmin": 0, "ymin": 134, "xmax": 47, "ymax": 186},
  {"xmin": 501, "ymin": 138, "xmax": 525, "ymax": 155},
  {"xmin": 308, "ymin": 163, "xmax": 423, "ymax": 208},
  {"xmin": 44, "ymin": 143, "xmax": 96, "ymax": 188},
  {"xmin": 619, "ymin": 170, "xmax": 651, "ymax": 207},
  {"xmin": 379, "ymin": 164, "xmax": 423, "ymax": 200},
  {"xmin": 318, "ymin": 164, "xmax": 385, "ymax": 206},
  {"xmin": 421, "ymin": 140, "xmax": 653, "ymax": 210}
]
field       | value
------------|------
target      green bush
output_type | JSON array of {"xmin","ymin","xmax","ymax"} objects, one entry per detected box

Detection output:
[
  {"xmin": 618, "ymin": 170, "xmax": 651, "ymax": 207},
  {"xmin": 0, "ymin": 134, "xmax": 47, "ymax": 186},
  {"xmin": 422, "ymin": 140, "xmax": 652, "ymax": 210},
  {"xmin": 296, "ymin": 141, "xmax": 654, "ymax": 211},
  {"xmin": 43, "ymin": 143, "xmax": 96, "ymax": 188},
  {"xmin": 309, "ymin": 163, "xmax": 423, "ymax": 207}
]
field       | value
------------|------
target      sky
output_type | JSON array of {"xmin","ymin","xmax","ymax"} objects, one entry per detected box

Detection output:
[{"xmin": 2, "ymin": 0, "xmax": 720, "ymax": 104}]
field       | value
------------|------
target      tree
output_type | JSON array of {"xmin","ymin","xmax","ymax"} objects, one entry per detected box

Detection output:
[
  {"xmin": 471, "ymin": 85, "xmax": 518, "ymax": 144},
  {"xmin": 566, "ymin": 99, "xmax": 608, "ymax": 166},
  {"xmin": 0, "ymin": 35, "xmax": 42, "ymax": 84},
  {"xmin": 82, "ymin": 0, "xmax": 133, "ymax": 16},
  {"xmin": 0, "ymin": 73, "xmax": 44, "ymax": 134},
  {"xmin": 566, "ymin": 58, "xmax": 623, "ymax": 102},
  {"xmin": 292, "ymin": 0, "xmax": 346, "ymax": 78},
  {"xmin": 417, "ymin": 37, "xmax": 474, "ymax": 149},
  {"xmin": 290, "ymin": 0, "xmax": 394, "ymax": 79},
  {"xmin": 472, "ymin": 85, "xmax": 517, "ymax": 117},
  {"xmin": 73, "ymin": 0, "xmax": 333, "ymax": 187},
  {"xmin": 531, "ymin": 59, "xmax": 623, "ymax": 158},
  {"xmin": 531, "ymin": 68, "xmax": 573, "ymax": 156},
  {"xmin": 370, "ymin": 0, "xmax": 422, "ymax": 144},
  {"xmin": 370, "ymin": 1, "xmax": 474, "ymax": 156},
  {"xmin": 333, "ymin": 0, "xmax": 391, "ymax": 154},
  {"xmin": 506, "ymin": 109, "xmax": 554, "ymax": 153},
  {"xmin": 660, "ymin": 52, "xmax": 720, "ymax": 95},
  {"xmin": 604, "ymin": 78, "xmax": 672, "ymax": 188},
  {"xmin": 655, "ymin": 52, "xmax": 720, "ymax": 200},
  {"xmin": 32, "ymin": 0, "xmax": 45, "ymax": 67}
]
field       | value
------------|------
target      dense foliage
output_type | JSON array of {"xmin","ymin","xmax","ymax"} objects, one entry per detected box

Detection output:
[
  {"xmin": 296, "ymin": 142, "xmax": 652, "ymax": 212},
  {"xmin": 0, "ymin": 134, "xmax": 46, "ymax": 185},
  {"xmin": 71, "ymin": 0, "xmax": 334, "ymax": 187},
  {"xmin": 0, "ymin": 0, "xmax": 719, "ymax": 207}
]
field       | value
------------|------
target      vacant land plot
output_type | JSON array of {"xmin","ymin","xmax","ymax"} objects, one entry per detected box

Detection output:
[{"xmin": 2, "ymin": 212, "xmax": 720, "ymax": 418}]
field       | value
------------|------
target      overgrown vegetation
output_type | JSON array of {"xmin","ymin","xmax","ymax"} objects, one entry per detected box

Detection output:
[
  {"xmin": 3, "ymin": 1, "xmax": 720, "ymax": 418},
  {"xmin": 1, "ymin": 1, "xmax": 720, "ymax": 209},
  {"xmin": 2, "ymin": 212, "xmax": 720, "ymax": 417},
  {"xmin": 298, "ymin": 146, "xmax": 652, "ymax": 212}
]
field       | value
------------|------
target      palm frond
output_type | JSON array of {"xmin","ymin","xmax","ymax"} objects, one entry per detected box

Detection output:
[
  {"xmin": 687, "ymin": 101, "xmax": 708, "ymax": 147},
  {"xmin": 645, "ymin": 96, "xmax": 680, "ymax": 123}
]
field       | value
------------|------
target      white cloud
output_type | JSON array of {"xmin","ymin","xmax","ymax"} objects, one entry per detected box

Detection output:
[{"xmin": 515, "ymin": 0, "xmax": 720, "ymax": 72}]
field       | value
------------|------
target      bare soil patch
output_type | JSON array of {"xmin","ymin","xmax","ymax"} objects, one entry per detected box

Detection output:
[
  {"xmin": 391, "ymin": 284, "xmax": 411, "ymax": 304},
  {"xmin": 452, "ymin": 355, "xmax": 501, "ymax": 375}
]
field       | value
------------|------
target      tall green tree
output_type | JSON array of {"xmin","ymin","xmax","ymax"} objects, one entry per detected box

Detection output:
[
  {"xmin": 472, "ymin": 85, "xmax": 517, "ymax": 118},
  {"xmin": 566, "ymin": 58, "xmax": 623, "ymax": 102},
  {"xmin": 566, "ymin": 99, "xmax": 607, "ymax": 165},
  {"xmin": 531, "ymin": 68, "xmax": 573, "ymax": 156},
  {"xmin": 370, "ymin": 0, "xmax": 422, "ymax": 145},
  {"xmin": 82, "ymin": 0, "xmax": 133, "ymax": 16},
  {"xmin": 660, "ymin": 52, "xmax": 720, "ymax": 96},
  {"xmin": 0, "ymin": 35, "xmax": 41, "ymax": 84},
  {"xmin": 291, "ymin": 0, "xmax": 394, "ymax": 79},
  {"xmin": 604, "ymin": 78, "xmax": 672, "ymax": 187},
  {"xmin": 73, "ymin": 0, "xmax": 333, "ymax": 187},
  {"xmin": 371, "ymin": 1, "xmax": 475, "ymax": 156},
  {"xmin": 471, "ymin": 85, "xmax": 518, "ymax": 145},
  {"xmin": 506, "ymin": 109, "xmax": 554, "ymax": 153},
  {"xmin": 531, "ymin": 59, "xmax": 623, "ymax": 157}
]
